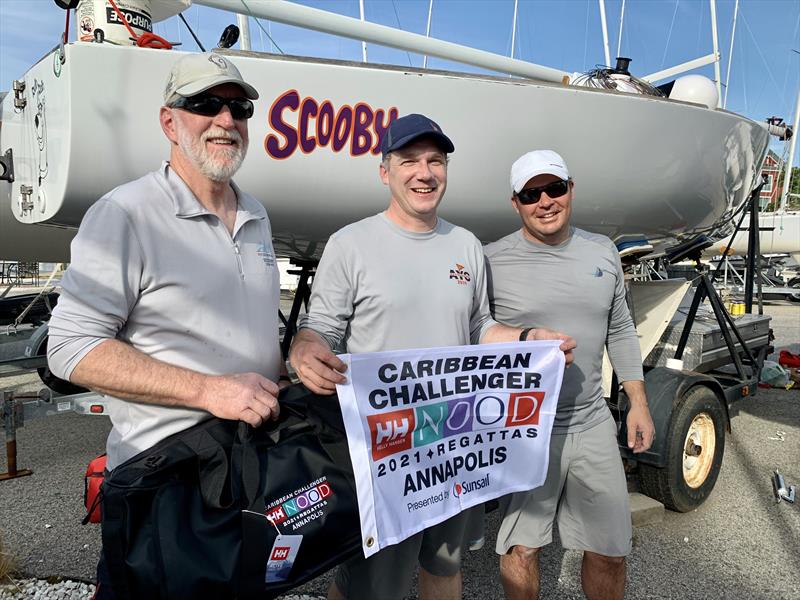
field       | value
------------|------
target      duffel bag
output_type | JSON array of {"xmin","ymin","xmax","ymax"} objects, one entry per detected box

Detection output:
[{"xmin": 100, "ymin": 383, "xmax": 361, "ymax": 600}]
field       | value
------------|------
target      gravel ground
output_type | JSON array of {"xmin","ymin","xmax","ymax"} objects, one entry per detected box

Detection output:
[{"xmin": 1, "ymin": 303, "xmax": 798, "ymax": 599}]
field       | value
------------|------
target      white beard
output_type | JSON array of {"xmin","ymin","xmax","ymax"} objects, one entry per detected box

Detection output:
[{"xmin": 175, "ymin": 119, "xmax": 248, "ymax": 182}]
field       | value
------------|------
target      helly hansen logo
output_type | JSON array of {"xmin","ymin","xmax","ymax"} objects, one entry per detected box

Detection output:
[
  {"xmin": 271, "ymin": 546, "xmax": 291, "ymax": 561},
  {"xmin": 368, "ymin": 409, "xmax": 415, "ymax": 460},
  {"xmin": 449, "ymin": 263, "xmax": 471, "ymax": 285}
]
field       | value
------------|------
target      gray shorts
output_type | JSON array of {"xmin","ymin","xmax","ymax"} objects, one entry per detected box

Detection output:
[
  {"xmin": 496, "ymin": 415, "xmax": 632, "ymax": 557},
  {"xmin": 334, "ymin": 506, "xmax": 481, "ymax": 599}
]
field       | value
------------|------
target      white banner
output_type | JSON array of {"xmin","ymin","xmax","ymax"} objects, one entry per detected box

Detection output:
[{"xmin": 336, "ymin": 341, "xmax": 565, "ymax": 557}]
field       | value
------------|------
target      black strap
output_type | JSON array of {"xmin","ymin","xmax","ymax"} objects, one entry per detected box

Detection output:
[
  {"xmin": 191, "ymin": 430, "xmax": 235, "ymax": 509},
  {"xmin": 100, "ymin": 481, "xmax": 133, "ymax": 600}
]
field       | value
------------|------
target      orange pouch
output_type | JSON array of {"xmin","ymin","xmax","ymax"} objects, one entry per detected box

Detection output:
[{"xmin": 83, "ymin": 454, "xmax": 106, "ymax": 525}]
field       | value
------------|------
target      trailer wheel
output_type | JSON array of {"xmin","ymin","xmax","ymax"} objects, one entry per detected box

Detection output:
[
  {"xmin": 36, "ymin": 337, "xmax": 87, "ymax": 396},
  {"xmin": 788, "ymin": 277, "xmax": 800, "ymax": 303},
  {"xmin": 639, "ymin": 386, "xmax": 725, "ymax": 512}
]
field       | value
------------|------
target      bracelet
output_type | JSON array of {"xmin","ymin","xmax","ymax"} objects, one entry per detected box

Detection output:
[
  {"xmin": 279, "ymin": 375, "xmax": 292, "ymax": 383},
  {"xmin": 519, "ymin": 328, "xmax": 533, "ymax": 342}
]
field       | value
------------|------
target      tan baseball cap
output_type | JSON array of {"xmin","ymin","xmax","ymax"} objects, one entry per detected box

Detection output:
[{"xmin": 163, "ymin": 52, "xmax": 259, "ymax": 105}]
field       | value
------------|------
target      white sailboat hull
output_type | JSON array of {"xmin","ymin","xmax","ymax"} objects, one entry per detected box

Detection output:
[
  {"xmin": 0, "ymin": 44, "xmax": 771, "ymax": 261},
  {"xmin": 705, "ymin": 211, "xmax": 800, "ymax": 260}
]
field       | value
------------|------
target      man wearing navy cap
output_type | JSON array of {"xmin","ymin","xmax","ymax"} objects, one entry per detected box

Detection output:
[{"xmin": 289, "ymin": 115, "xmax": 575, "ymax": 600}]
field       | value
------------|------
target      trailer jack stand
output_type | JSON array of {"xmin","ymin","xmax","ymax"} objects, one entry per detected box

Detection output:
[
  {"xmin": 772, "ymin": 470, "xmax": 796, "ymax": 504},
  {"xmin": 1, "ymin": 391, "xmax": 38, "ymax": 481}
]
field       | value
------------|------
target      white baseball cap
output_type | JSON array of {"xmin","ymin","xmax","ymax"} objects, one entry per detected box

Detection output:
[
  {"xmin": 164, "ymin": 53, "xmax": 259, "ymax": 104},
  {"xmin": 510, "ymin": 150, "xmax": 570, "ymax": 193}
]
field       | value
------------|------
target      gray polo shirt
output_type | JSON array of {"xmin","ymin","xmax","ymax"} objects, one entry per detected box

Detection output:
[
  {"xmin": 485, "ymin": 228, "xmax": 643, "ymax": 433},
  {"xmin": 298, "ymin": 213, "xmax": 496, "ymax": 353},
  {"xmin": 48, "ymin": 162, "xmax": 282, "ymax": 469}
]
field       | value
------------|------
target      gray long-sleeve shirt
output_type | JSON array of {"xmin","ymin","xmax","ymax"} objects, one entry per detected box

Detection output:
[
  {"xmin": 48, "ymin": 163, "xmax": 282, "ymax": 469},
  {"xmin": 484, "ymin": 228, "xmax": 643, "ymax": 433},
  {"xmin": 298, "ymin": 213, "xmax": 497, "ymax": 353}
]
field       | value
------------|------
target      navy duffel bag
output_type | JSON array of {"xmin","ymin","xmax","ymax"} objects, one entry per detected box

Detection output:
[{"xmin": 100, "ymin": 384, "xmax": 361, "ymax": 600}]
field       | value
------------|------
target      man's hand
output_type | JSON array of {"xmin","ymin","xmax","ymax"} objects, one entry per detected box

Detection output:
[
  {"xmin": 289, "ymin": 330, "xmax": 347, "ymax": 395},
  {"xmin": 626, "ymin": 399, "xmax": 655, "ymax": 453},
  {"xmin": 529, "ymin": 327, "xmax": 577, "ymax": 366},
  {"xmin": 200, "ymin": 373, "xmax": 280, "ymax": 427}
]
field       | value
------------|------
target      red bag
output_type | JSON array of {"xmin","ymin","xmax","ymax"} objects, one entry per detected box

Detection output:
[
  {"xmin": 83, "ymin": 454, "xmax": 106, "ymax": 525},
  {"xmin": 779, "ymin": 350, "xmax": 800, "ymax": 369}
]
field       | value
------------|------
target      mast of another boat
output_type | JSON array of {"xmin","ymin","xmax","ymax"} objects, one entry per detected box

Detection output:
[
  {"xmin": 617, "ymin": 0, "xmax": 626, "ymax": 58},
  {"xmin": 778, "ymin": 88, "xmax": 800, "ymax": 212}
]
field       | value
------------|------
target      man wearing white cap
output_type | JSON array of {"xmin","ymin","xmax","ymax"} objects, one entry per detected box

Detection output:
[
  {"xmin": 48, "ymin": 52, "xmax": 288, "ymax": 598},
  {"xmin": 484, "ymin": 150, "xmax": 655, "ymax": 600}
]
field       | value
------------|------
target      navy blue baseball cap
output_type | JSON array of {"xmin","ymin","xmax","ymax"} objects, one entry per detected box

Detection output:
[{"xmin": 380, "ymin": 113, "xmax": 455, "ymax": 157}]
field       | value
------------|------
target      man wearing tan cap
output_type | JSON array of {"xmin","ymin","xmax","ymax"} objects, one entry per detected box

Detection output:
[
  {"xmin": 48, "ymin": 52, "xmax": 288, "ymax": 598},
  {"xmin": 485, "ymin": 150, "xmax": 655, "ymax": 600}
]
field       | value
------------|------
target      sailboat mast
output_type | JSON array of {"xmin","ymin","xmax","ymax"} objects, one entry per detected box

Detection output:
[
  {"xmin": 709, "ymin": 0, "xmax": 722, "ymax": 107},
  {"xmin": 598, "ymin": 0, "xmax": 611, "ymax": 66},
  {"xmin": 779, "ymin": 88, "xmax": 800, "ymax": 212},
  {"xmin": 359, "ymin": 0, "xmax": 367, "ymax": 62},
  {"xmin": 237, "ymin": 14, "xmax": 251, "ymax": 50},
  {"xmin": 723, "ymin": 0, "xmax": 739, "ymax": 109},
  {"xmin": 423, "ymin": 0, "xmax": 433, "ymax": 68},
  {"xmin": 510, "ymin": 0, "xmax": 518, "ymax": 59},
  {"xmin": 616, "ymin": 0, "xmax": 626, "ymax": 58}
]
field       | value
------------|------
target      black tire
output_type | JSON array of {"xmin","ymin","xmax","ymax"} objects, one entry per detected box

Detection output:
[
  {"xmin": 36, "ymin": 336, "xmax": 88, "ymax": 396},
  {"xmin": 788, "ymin": 277, "xmax": 800, "ymax": 303},
  {"xmin": 639, "ymin": 386, "xmax": 726, "ymax": 512}
]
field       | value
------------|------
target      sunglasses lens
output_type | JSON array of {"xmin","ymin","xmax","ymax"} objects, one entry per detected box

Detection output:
[
  {"xmin": 517, "ymin": 189, "xmax": 541, "ymax": 205},
  {"xmin": 184, "ymin": 96, "xmax": 223, "ymax": 116},
  {"xmin": 546, "ymin": 181, "xmax": 568, "ymax": 198},
  {"xmin": 178, "ymin": 96, "xmax": 253, "ymax": 120},
  {"xmin": 228, "ymin": 99, "xmax": 254, "ymax": 120},
  {"xmin": 517, "ymin": 180, "xmax": 568, "ymax": 204}
]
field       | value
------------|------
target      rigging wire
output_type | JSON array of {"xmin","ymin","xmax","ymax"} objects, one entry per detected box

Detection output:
[
  {"xmin": 390, "ymin": 0, "xmax": 414, "ymax": 67},
  {"xmin": 178, "ymin": 12, "xmax": 205, "ymax": 51},
  {"xmin": 739, "ymin": 11, "xmax": 784, "ymax": 111},
  {"xmin": 240, "ymin": 0, "xmax": 284, "ymax": 53},
  {"xmin": 659, "ymin": 0, "xmax": 680, "ymax": 70}
]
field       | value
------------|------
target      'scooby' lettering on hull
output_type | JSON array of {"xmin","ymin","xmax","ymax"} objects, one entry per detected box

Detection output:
[{"xmin": 265, "ymin": 89, "xmax": 399, "ymax": 159}]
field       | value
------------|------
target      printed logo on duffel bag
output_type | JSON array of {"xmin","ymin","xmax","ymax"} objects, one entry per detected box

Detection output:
[{"xmin": 265, "ymin": 477, "xmax": 334, "ymax": 531}]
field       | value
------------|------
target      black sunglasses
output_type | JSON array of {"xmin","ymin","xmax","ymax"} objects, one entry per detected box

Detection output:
[
  {"xmin": 170, "ymin": 94, "xmax": 254, "ymax": 120},
  {"xmin": 515, "ymin": 179, "xmax": 570, "ymax": 205}
]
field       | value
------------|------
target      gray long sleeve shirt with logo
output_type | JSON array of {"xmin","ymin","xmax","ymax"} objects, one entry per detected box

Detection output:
[
  {"xmin": 298, "ymin": 213, "xmax": 497, "ymax": 353},
  {"xmin": 484, "ymin": 228, "xmax": 643, "ymax": 433}
]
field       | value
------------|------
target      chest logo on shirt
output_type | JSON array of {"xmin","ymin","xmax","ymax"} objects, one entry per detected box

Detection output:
[
  {"xmin": 449, "ymin": 263, "xmax": 471, "ymax": 285},
  {"xmin": 593, "ymin": 267, "xmax": 603, "ymax": 277},
  {"xmin": 257, "ymin": 242, "xmax": 276, "ymax": 268}
]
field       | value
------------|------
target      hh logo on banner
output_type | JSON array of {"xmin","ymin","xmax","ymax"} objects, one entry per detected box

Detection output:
[{"xmin": 367, "ymin": 392, "xmax": 544, "ymax": 460}]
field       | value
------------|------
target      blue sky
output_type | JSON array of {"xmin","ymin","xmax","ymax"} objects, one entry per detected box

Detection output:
[{"xmin": 1, "ymin": 0, "xmax": 798, "ymax": 165}]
